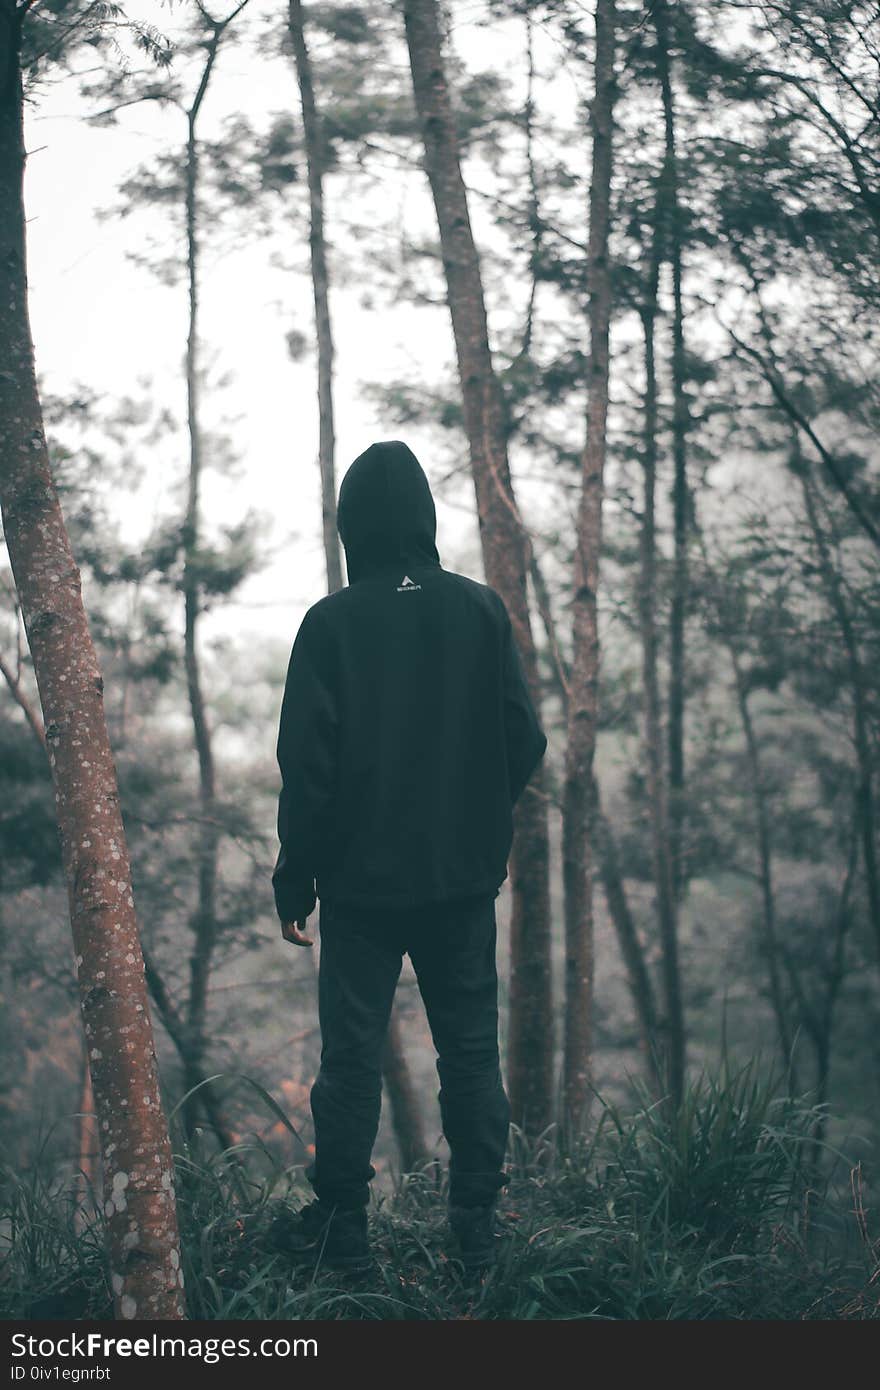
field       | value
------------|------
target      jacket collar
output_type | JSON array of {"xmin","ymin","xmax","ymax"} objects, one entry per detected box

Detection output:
[{"xmin": 348, "ymin": 555, "xmax": 442, "ymax": 584}]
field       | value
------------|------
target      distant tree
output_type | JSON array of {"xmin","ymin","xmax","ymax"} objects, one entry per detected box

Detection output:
[
  {"xmin": 402, "ymin": 0, "xmax": 553, "ymax": 1136},
  {"xmin": 84, "ymin": 1, "xmax": 257, "ymax": 1145},
  {"xmin": 635, "ymin": 116, "xmax": 685, "ymax": 1108},
  {"xmin": 179, "ymin": 0, "xmax": 252, "ymax": 1141},
  {"xmin": 721, "ymin": 244, "xmax": 880, "ymax": 966},
  {"xmin": 697, "ymin": 540, "xmax": 799, "ymax": 1083},
  {"xmin": 651, "ymin": 0, "xmax": 691, "ymax": 907},
  {"xmin": 287, "ymin": 0, "xmax": 343, "ymax": 593},
  {"xmin": 560, "ymin": 0, "xmax": 617, "ymax": 1132},
  {"xmin": 695, "ymin": 474, "xmax": 874, "ymax": 1143}
]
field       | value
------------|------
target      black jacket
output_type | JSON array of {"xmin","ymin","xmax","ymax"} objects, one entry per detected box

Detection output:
[{"xmin": 272, "ymin": 440, "xmax": 547, "ymax": 922}]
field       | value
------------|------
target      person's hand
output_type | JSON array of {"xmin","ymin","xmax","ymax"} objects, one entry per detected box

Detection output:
[{"xmin": 281, "ymin": 917, "xmax": 313, "ymax": 947}]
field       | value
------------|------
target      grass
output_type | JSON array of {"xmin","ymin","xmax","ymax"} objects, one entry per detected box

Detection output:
[{"xmin": 1, "ymin": 1063, "xmax": 877, "ymax": 1320}]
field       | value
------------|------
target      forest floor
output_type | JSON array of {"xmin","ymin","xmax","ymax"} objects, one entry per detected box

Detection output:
[{"xmin": 2, "ymin": 1065, "xmax": 878, "ymax": 1320}]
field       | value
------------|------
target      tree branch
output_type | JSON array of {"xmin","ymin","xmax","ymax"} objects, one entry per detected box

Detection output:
[
  {"xmin": 724, "ymin": 321, "xmax": 880, "ymax": 549},
  {"xmin": 0, "ymin": 646, "xmax": 45, "ymax": 746}
]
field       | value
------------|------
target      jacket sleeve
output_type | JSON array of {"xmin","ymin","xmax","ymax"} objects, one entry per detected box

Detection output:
[
  {"xmin": 272, "ymin": 608, "xmax": 338, "ymax": 923},
  {"xmin": 501, "ymin": 606, "xmax": 547, "ymax": 805}
]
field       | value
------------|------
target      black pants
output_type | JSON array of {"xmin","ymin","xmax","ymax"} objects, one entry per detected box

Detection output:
[{"xmin": 307, "ymin": 892, "xmax": 511, "ymax": 1210}]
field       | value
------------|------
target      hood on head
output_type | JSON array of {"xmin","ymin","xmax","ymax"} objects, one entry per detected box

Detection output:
[{"xmin": 337, "ymin": 440, "xmax": 440, "ymax": 584}]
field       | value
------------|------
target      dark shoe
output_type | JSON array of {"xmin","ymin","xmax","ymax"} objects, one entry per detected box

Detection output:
[
  {"xmin": 449, "ymin": 1202, "xmax": 497, "ymax": 1271},
  {"xmin": 268, "ymin": 1199, "xmax": 372, "ymax": 1272}
]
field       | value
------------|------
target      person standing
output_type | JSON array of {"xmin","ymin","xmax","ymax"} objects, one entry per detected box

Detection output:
[{"xmin": 272, "ymin": 440, "xmax": 547, "ymax": 1271}]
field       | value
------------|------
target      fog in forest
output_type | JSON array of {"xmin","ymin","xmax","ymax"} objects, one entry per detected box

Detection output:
[{"xmin": 1, "ymin": 0, "xmax": 878, "ymax": 1322}]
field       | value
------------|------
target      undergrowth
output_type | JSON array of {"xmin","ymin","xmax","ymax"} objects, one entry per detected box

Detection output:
[{"xmin": 1, "ymin": 1063, "xmax": 877, "ymax": 1320}]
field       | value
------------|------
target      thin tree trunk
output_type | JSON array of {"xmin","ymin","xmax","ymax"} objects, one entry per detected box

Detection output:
[
  {"xmin": 798, "ymin": 465, "xmax": 880, "ymax": 962},
  {"xmin": 652, "ymin": 0, "xmax": 689, "ymax": 902},
  {"xmin": 288, "ymin": 0, "xmax": 343, "ymax": 592},
  {"xmin": 402, "ymin": 0, "xmax": 553, "ymax": 1136},
  {"xmin": 0, "ymin": 4, "xmax": 183, "ymax": 1317},
  {"xmin": 141, "ymin": 946, "xmax": 235, "ymax": 1152},
  {"xmin": 592, "ymin": 794, "xmax": 663, "ymax": 1088},
  {"xmin": 527, "ymin": 556, "xmax": 662, "ymax": 1089},
  {"xmin": 381, "ymin": 1011, "xmax": 430, "ymax": 1175},
  {"xmin": 639, "ymin": 223, "xmax": 685, "ymax": 1107},
  {"xmin": 728, "ymin": 645, "xmax": 797, "ymax": 1084},
  {"xmin": 809, "ymin": 824, "xmax": 857, "ymax": 1171},
  {"xmin": 528, "ymin": 554, "xmax": 569, "ymax": 696},
  {"xmin": 180, "ymin": 16, "xmax": 244, "ymax": 1137},
  {"xmin": 775, "ymin": 804, "xmax": 857, "ymax": 1180},
  {"xmin": 0, "ymin": 644, "xmax": 45, "ymax": 745},
  {"xmin": 517, "ymin": 11, "xmax": 541, "ymax": 364},
  {"xmin": 558, "ymin": 0, "xmax": 617, "ymax": 1133}
]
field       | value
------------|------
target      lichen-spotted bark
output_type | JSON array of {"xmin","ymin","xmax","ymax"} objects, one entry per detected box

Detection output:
[
  {"xmin": 402, "ymin": 0, "xmax": 553, "ymax": 1136},
  {"xmin": 0, "ymin": 2, "xmax": 184, "ymax": 1320}
]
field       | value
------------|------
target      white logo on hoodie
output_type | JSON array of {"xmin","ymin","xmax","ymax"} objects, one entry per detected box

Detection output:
[{"xmin": 397, "ymin": 574, "xmax": 421, "ymax": 592}]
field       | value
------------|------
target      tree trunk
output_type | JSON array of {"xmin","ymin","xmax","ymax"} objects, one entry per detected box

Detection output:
[
  {"xmin": 558, "ymin": 0, "xmax": 617, "ymax": 1133},
  {"xmin": 639, "ymin": 221, "xmax": 685, "ymax": 1108},
  {"xmin": 0, "ymin": 5, "xmax": 184, "ymax": 1317},
  {"xmin": 402, "ymin": 0, "xmax": 553, "ymax": 1136},
  {"xmin": 382, "ymin": 1010, "xmax": 430, "ymax": 1175},
  {"xmin": 0, "ymin": 643, "xmax": 45, "ymax": 745},
  {"xmin": 652, "ymin": 0, "xmax": 690, "ymax": 903},
  {"xmin": 809, "ymin": 824, "xmax": 857, "ymax": 1172},
  {"xmin": 798, "ymin": 465, "xmax": 880, "ymax": 963},
  {"xmin": 592, "ymin": 794, "xmax": 663, "ymax": 1088},
  {"xmin": 728, "ymin": 645, "xmax": 797, "ymax": 1084},
  {"xmin": 181, "ymin": 32, "xmax": 225, "ymax": 1139},
  {"xmin": 527, "ymin": 555, "xmax": 662, "ymax": 1091},
  {"xmin": 288, "ymin": 0, "xmax": 343, "ymax": 593},
  {"xmin": 141, "ymin": 946, "xmax": 235, "ymax": 1152}
]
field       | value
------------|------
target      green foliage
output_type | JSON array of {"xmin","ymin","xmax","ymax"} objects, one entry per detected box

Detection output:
[
  {"xmin": 1, "ymin": 1070, "xmax": 877, "ymax": 1320},
  {"xmin": 0, "ymin": 1163, "xmax": 111, "ymax": 1320},
  {"xmin": 21, "ymin": 0, "xmax": 173, "ymax": 88},
  {"xmin": 309, "ymin": 4, "xmax": 377, "ymax": 49}
]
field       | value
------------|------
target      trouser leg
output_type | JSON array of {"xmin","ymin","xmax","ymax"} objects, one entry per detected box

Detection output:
[
  {"xmin": 408, "ymin": 894, "xmax": 510, "ymax": 1208},
  {"xmin": 308, "ymin": 901, "xmax": 402, "ymax": 1209}
]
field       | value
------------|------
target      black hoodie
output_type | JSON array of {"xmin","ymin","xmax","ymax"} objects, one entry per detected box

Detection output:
[{"xmin": 271, "ymin": 440, "xmax": 547, "ymax": 922}]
